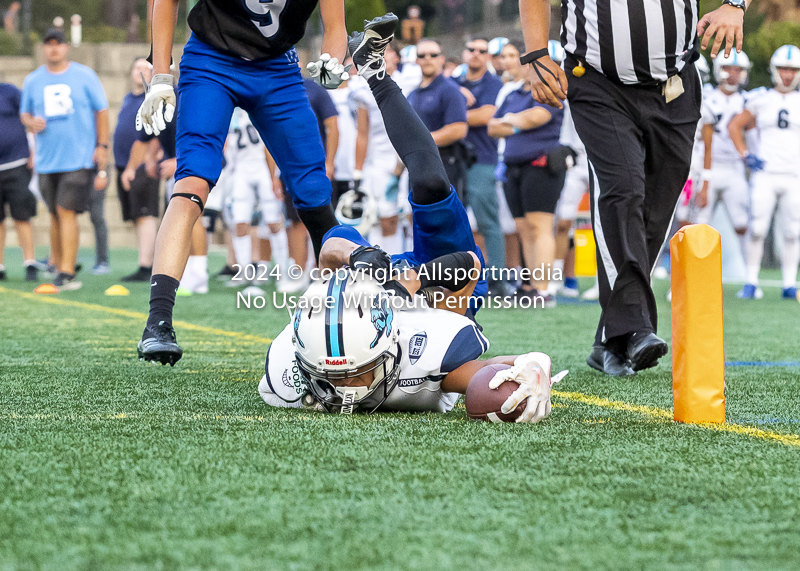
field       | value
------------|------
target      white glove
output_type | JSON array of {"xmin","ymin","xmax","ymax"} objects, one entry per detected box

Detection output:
[
  {"xmin": 488, "ymin": 352, "xmax": 568, "ymax": 423},
  {"xmin": 307, "ymin": 54, "xmax": 352, "ymax": 90},
  {"xmin": 136, "ymin": 74, "xmax": 175, "ymax": 136}
]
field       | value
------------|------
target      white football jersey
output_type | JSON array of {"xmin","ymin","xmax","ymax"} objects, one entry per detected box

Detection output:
[
  {"xmin": 261, "ymin": 304, "xmax": 489, "ymax": 413},
  {"xmin": 350, "ymin": 85, "xmax": 398, "ymax": 170},
  {"xmin": 743, "ymin": 87, "xmax": 768, "ymax": 157},
  {"xmin": 746, "ymin": 89, "xmax": 800, "ymax": 175},
  {"xmin": 329, "ymin": 86, "xmax": 357, "ymax": 181},
  {"xmin": 227, "ymin": 108, "xmax": 268, "ymax": 168},
  {"xmin": 702, "ymin": 88, "xmax": 746, "ymax": 164}
]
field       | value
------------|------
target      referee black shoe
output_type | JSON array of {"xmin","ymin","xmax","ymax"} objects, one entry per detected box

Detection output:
[
  {"xmin": 587, "ymin": 344, "xmax": 635, "ymax": 377},
  {"xmin": 138, "ymin": 321, "xmax": 182, "ymax": 366},
  {"xmin": 627, "ymin": 331, "xmax": 668, "ymax": 371},
  {"xmin": 348, "ymin": 13, "xmax": 398, "ymax": 80}
]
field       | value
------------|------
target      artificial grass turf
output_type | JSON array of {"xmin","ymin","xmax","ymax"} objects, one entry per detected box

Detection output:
[{"xmin": 1, "ymin": 248, "xmax": 800, "ymax": 570}]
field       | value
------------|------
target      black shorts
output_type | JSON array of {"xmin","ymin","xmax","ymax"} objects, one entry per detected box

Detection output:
[
  {"xmin": 39, "ymin": 169, "xmax": 93, "ymax": 214},
  {"xmin": 202, "ymin": 208, "xmax": 222, "ymax": 233},
  {"xmin": 331, "ymin": 179, "xmax": 351, "ymax": 210},
  {"xmin": 116, "ymin": 165, "xmax": 160, "ymax": 221},
  {"xmin": 503, "ymin": 161, "xmax": 566, "ymax": 217},
  {"xmin": 0, "ymin": 164, "xmax": 36, "ymax": 222}
]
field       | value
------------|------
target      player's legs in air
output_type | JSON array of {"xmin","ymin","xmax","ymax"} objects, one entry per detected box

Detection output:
[
  {"xmin": 138, "ymin": 41, "xmax": 339, "ymax": 366},
  {"xmin": 346, "ymin": 15, "xmax": 488, "ymax": 308}
]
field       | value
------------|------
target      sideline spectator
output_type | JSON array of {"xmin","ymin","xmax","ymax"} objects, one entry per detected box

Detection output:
[
  {"xmin": 116, "ymin": 58, "xmax": 160, "ymax": 282},
  {"xmin": 489, "ymin": 76, "xmax": 565, "ymax": 307},
  {"xmin": 20, "ymin": 29, "xmax": 109, "ymax": 290},
  {"xmin": 0, "ymin": 81, "xmax": 37, "ymax": 281},
  {"xmin": 456, "ymin": 37, "xmax": 506, "ymax": 293},
  {"xmin": 408, "ymin": 39, "xmax": 468, "ymax": 199}
]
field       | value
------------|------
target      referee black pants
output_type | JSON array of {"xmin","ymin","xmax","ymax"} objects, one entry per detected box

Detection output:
[{"xmin": 566, "ymin": 57, "xmax": 701, "ymax": 346}]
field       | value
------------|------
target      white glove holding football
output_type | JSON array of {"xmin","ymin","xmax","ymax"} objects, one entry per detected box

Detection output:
[
  {"xmin": 136, "ymin": 73, "xmax": 175, "ymax": 136},
  {"xmin": 307, "ymin": 54, "xmax": 352, "ymax": 90},
  {"xmin": 488, "ymin": 352, "xmax": 568, "ymax": 423}
]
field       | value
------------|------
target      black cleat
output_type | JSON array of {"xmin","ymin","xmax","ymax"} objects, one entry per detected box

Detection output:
[
  {"xmin": 586, "ymin": 345, "xmax": 605, "ymax": 372},
  {"xmin": 627, "ymin": 331, "xmax": 668, "ymax": 371},
  {"xmin": 587, "ymin": 344, "xmax": 635, "ymax": 377},
  {"xmin": 52, "ymin": 272, "xmax": 82, "ymax": 290},
  {"xmin": 25, "ymin": 264, "xmax": 38, "ymax": 282},
  {"xmin": 348, "ymin": 13, "xmax": 398, "ymax": 80},
  {"xmin": 138, "ymin": 321, "xmax": 183, "ymax": 366},
  {"xmin": 121, "ymin": 267, "xmax": 152, "ymax": 282}
]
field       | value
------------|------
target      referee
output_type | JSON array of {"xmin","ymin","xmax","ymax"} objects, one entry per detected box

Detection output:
[{"xmin": 518, "ymin": 0, "xmax": 750, "ymax": 376}]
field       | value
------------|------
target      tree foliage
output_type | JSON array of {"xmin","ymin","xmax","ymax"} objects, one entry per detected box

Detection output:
[{"xmin": 344, "ymin": 0, "xmax": 388, "ymax": 34}]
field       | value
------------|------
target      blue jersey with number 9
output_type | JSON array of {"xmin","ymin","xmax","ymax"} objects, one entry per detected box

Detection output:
[{"xmin": 188, "ymin": 0, "xmax": 320, "ymax": 61}]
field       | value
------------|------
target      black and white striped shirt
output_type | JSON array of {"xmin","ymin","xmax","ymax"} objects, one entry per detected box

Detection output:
[{"xmin": 560, "ymin": 0, "xmax": 699, "ymax": 85}]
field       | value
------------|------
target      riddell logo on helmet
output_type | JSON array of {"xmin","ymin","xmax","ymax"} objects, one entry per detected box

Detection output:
[{"xmin": 325, "ymin": 357, "xmax": 348, "ymax": 366}]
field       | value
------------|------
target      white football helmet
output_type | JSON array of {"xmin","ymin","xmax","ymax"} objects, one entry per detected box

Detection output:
[
  {"xmin": 335, "ymin": 189, "xmax": 376, "ymax": 237},
  {"xmin": 488, "ymin": 37, "xmax": 509, "ymax": 57},
  {"xmin": 293, "ymin": 273, "xmax": 401, "ymax": 413},
  {"xmin": 713, "ymin": 50, "xmax": 750, "ymax": 92},
  {"xmin": 770, "ymin": 45, "xmax": 800, "ymax": 93},
  {"xmin": 400, "ymin": 45, "xmax": 417, "ymax": 64},
  {"xmin": 548, "ymin": 39, "xmax": 565, "ymax": 64},
  {"xmin": 695, "ymin": 54, "xmax": 711, "ymax": 85}
]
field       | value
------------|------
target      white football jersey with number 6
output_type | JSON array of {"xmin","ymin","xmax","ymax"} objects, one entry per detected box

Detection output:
[{"xmin": 746, "ymin": 90, "xmax": 800, "ymax": 174}]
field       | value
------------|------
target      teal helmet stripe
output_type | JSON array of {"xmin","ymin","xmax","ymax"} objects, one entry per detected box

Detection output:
[{"xmin": 325, "ymin": 275, "xmax": 347, "ymax": 357}]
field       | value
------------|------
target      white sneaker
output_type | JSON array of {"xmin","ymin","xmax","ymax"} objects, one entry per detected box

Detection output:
[{"xmin": 581, "ymin": 283, "xmax": 600, "ymax": 300}]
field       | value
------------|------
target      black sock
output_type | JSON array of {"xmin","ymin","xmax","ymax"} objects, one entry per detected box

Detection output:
[
  {"xmin": 140, "ymin": 265, "xmax": 152, "ymax": 274},
  {"xmin": 147, "ymin": 274, "xmax": 179, "ymax": 329},
  {"xmin": 367, "ymin": 75, "xmax": 451, "ymax": 205},
  {"xmin": 296, "ymin": 204, "xmax": 339, "ymax": 262}
]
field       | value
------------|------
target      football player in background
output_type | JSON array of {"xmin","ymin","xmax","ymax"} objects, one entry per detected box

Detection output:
[
  {"xmin": 351, "ymin": 42, "xmax": 406, "ymax": 254},
  {"xmin": 728, "ymin": 45, "xmax": 800, "ymax": 301},
  {"xmin": 136, "ymin": 0, "xmax": 348, "ymax": 365},
  {"xmin": 696, "ymin": 51, "xmax": 752, "ymax": 263},
  {"xmin": 258, "ymin": 15, "xmax": 564, "ymax": 422},
  {"xmin": 223, "ymin": 108, "xmax": 288, "ymax": 285}
]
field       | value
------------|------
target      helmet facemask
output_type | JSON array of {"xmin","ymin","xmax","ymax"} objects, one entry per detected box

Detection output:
[
  {"xmin": 292, "ymin": 275, "xmax": 403, "ymax": 414},
  {"xmin": 298, "ymin": 344, "xmax": 403, "ymax": 414}
]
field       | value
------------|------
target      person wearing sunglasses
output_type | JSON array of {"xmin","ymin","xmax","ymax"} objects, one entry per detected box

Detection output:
[
  {"xmin": 407, "ymin": 40, "xmax": 469, "ymax": 200},
  {"xmin": 456, "ymin": 37, "xmax": 510, "ymax": 299}
]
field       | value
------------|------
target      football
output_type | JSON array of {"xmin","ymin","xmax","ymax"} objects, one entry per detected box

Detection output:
[{"xmin": 465, "ymin": 364, "xmax": 524, "ymax": 422}]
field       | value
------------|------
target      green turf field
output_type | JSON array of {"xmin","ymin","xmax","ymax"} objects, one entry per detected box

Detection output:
[{"xmin": 2, "ymin": 248, "xmax": 799, "ymax": 570}]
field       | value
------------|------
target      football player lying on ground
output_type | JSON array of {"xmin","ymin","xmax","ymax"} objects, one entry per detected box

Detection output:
[{"xmin": 258, "ymin": 14, "xmax": 565, "ymax": 422}]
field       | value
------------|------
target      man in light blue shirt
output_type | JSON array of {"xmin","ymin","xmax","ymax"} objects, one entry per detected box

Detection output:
[{"xmin": 20, "ymin": 28, "xmax": 109, "ymax": 288}]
